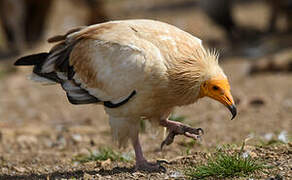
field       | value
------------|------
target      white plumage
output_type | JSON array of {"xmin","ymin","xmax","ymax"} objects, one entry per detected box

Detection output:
[{"xmin": 15, "ymin": 19, "xmax": 236, "ymax": 171}]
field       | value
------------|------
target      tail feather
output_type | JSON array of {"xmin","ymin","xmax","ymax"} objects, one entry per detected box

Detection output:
[
  {"xmin": 14, "ymin": 53, "xmax": 49, "ymax": 66},
  {"xmin": 14, "ymin": 35, "xmax": 100, "ymax": 105}
]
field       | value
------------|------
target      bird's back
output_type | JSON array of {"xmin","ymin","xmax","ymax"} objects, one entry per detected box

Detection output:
[
  {"xmin": 15, "ymin": 19, "xmax": 205, "ymax": 114},
  {"xmin": 70, "ymin": 19, "xmax": 204, "ymax": 66}
]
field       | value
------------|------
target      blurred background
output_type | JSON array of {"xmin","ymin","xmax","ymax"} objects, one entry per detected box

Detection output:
[
  {"xmin": 1, "ymin": 0, "xmax": 292, "ymax": 58},
  {"xmin": 0, "ymin": 0, "xmax": 291, "ymax": 177}
]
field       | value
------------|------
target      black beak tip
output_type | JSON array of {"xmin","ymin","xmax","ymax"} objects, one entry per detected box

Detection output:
[{"xmin": 228, "ymin": 104, "xmax": 237, "ymax": 120}]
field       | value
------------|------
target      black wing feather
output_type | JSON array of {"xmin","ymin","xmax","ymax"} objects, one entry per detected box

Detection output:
[
  {"xmin": 14, "ymin": 38, "xmax": 135, "ymax": 107},
  {"xmin": 14, "ymin": 45, "xmax": 100, "ymax": 105},
  {"xmin": 14, "ymin": 53, "xmax": 49, "ymax": 66}
]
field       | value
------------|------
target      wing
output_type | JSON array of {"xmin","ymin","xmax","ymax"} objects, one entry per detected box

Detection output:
[
  {"xmin": 15, "ymin": 23, "xmax": 145, "ymax": 107},
  {"xmin": 69, "ymin": 38, "xmax": 145, "ymax": 104}
]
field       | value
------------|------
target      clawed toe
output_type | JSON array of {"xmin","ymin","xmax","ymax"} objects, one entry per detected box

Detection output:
[
  {"xmin": 135, "ymin": 161, "xmax": 166, "ymax": 173},
  {"xmin": 160, "ymin": 131, "xmax": 176, "ymax": 150},
  {"xmin": 183, "ymin": 127, "xmax": 204, "ymax": 136},
  {"xmin": 160, "ymin": 125, "xmax": 204, "ymax": 150},
  {"xmin": 157, "ymin": 159, "xmax": 171, "ymax": 165},
  {"xmin": 184, "ymin": 127, "xmax": 204, "ymax": 139}
]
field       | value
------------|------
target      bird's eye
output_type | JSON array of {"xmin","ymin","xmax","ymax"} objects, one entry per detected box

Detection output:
[{"xmin": 212, "ymin": 85, "xmax": 219, "ymax": 91}]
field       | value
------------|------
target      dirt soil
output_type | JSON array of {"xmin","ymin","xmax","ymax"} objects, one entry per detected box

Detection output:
[{"xmin": 0, "ymin": 0, "xmax": 291, "ymax": 179}]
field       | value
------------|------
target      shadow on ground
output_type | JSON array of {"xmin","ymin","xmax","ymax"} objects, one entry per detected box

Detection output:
[{"xmin": 0, "ymin": 166, "xmax": 135, "ymax": 180}]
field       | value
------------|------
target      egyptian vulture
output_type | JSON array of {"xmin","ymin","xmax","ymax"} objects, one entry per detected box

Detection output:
[{"xmin": 15, "ymin": 19, "xmax": 236, "ymax": 171}]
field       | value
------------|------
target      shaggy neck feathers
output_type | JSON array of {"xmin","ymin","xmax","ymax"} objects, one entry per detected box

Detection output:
[{"xmin": 167, "ymin": 49, "xmax": 225, "ymax": 105}]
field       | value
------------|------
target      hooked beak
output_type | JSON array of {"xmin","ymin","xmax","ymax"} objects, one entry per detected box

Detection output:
[
  {"xmin": 227, "ymin": 104, "xmax": 237, "ymax": 120},
  {"xmin": 199, "ymin": 78, "xmax": 237, "ymax": 120},
  {"xmin": 209, "ymin": 90, "xmax": 237, "ymax": 120}
]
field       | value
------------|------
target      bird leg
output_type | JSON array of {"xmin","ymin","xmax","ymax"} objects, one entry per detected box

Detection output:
[
  {"xmin": 132, "ymin": 134, "xmax": 166, "ymax": 172},
  {"xmin": 160, "ymin": 119, "xmax": 204, "ymax": 150}
]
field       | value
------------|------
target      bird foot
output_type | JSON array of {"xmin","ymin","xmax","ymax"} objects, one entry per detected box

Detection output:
[
  {"xmin": 135, "ymin": 160, "xmax": 167, "ymax": 172},
  {"xmin": 160, "ymin": 120, "xmax": 204, "ymax": 150}
]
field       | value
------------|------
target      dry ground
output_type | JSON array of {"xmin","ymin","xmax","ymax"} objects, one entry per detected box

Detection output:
[{"xmin": 0, "ymin": 0, "xmax": 291, "ymax": 179}]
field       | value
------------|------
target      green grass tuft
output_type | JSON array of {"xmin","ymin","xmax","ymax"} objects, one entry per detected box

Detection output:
[
  {"xmin": 185, "ymin": 142, "xmax": 267, "ymax": 179},
  {"xmin": 73, "ymin": 147, "xmax": 132, "ymax": 163}
]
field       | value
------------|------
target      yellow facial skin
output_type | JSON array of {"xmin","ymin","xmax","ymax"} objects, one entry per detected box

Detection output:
[{"xmin": 199, "ymin": 78, "xmax": 237, "ymax": 120}]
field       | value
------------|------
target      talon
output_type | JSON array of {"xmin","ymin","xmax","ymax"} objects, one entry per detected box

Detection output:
[
  {"xmin": 157, "ymin": 159, "xmax": 171, "ymax": 165},
  {"xmin": 183, "ymin": 126, "xmax": 204, "ymax": 135},
  {"xmin": 135, "ymin": 161, "xmax": 167, "ymax": 172},
  {"xmin": 160, "ymin": 120, "xmax": 205, "ymax": 150},
  {"xmin": 197, "ymin": 128, "xmax": 204, "ymax": 135},
  {"xmin": 159, "ymin": 165, "xmax": 167, "ymax": 173},
  {"xmin": 196, "ymin": 135, "xmax": 202, "ymax": 142},
  {"xmin": 160, "ymin": 131, "xmax": 176, "ymax": 150},
  {"xmin": 160, "ymin": 140, "xmax": 166, "ymax": 151},
  {"xmin": 185, "ymin": 132, "xmax": 201, "ymax": 139}
]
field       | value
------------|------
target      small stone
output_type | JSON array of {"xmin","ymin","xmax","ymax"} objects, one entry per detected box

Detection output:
[
  {"xmin": 101, "ymin": 159, "xmax": 111, "ymax": 168},
  {"xmin": 83, "ymin": 173, "xmax": 93, "ymax": 180},
  {"xmin": 278, "ymin": 131, "xmax": 288, "ymax": 143},
  {"xmin": 13, "ymin": 167, "xmax": 26, "ymax": 173},
  {"xmin": 84, "ymin": 161, "xmax": 96, "ymax": 169},
  {"xmin": 242, "ymin": 151, "xmax": 250, "ymax": 158},
  {"xmin": 71, "ymin": 134, "xmax": 82, "ymax": 143},
  {"xmin": 264, "ymin": 133, "xmax": 274, "ymax": 141},
  {"xmin": 133, "ymin": 172, "xmax": 146, "ymax": 177},
  {"xmin": 56, "ymin": 134, "xmax": 66, "ymax": 147},
  {"xmin": 249, "ymin": 151, "xmax": 258, "ymax": 158},
  {"xmin": 2, "ymin": 167, "xmax": 8, "ymax": 174},
  {"xmin": 169, "ymin": 171, "xmax": 184, "ymax": 178},
  {"xmin": 250, "ymin": 98, "xmax": 265, "ymax": 106}
]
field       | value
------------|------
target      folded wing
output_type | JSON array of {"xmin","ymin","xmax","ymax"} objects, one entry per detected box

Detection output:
[{"xmin": 15, "ymin": 23, "xmax": 145, "ymax": 107}]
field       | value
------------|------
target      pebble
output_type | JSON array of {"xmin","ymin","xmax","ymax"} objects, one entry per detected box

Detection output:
[
  {"xmin": 84, "ymin": 161, "xmax": 97, "ymax": 169},
  {"xmin": 71, "ymin": 134, "xmax": 82, "ymax": 142},
  {"xmin": 17, "ymin": 135, "xmax": 38, "ymax": 146},
  {"xmin": 13, "ymin": 166, "xmax": 26, "ymax": 173},
  {"xmin": 169, "ymin": 171, "xmax": 184, "ymax": 178},
  {"xmin": 132, "ymin": 172, "xmax": 146, "ymax": 177},
  {"xmin": 101, "ymin": 159, "xmax": 111, "ymax": 168},
  {"xmin": 2, "ymin": 167, "xmax": 8, "ymax": 174},
  {"xmin": 83, "ymin": 173, "xmax": 93, "ymax": 180},
  {"xmin": 250, "ymin": 98, "xmax": 265, "ymax": 106},
  {"xmin": 264, "ymin": 133, "xmax": 274, "ymax": 141},
  {"xmin": 278, "ymin": 131, "xmax": 288, "ymax": 143}
]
